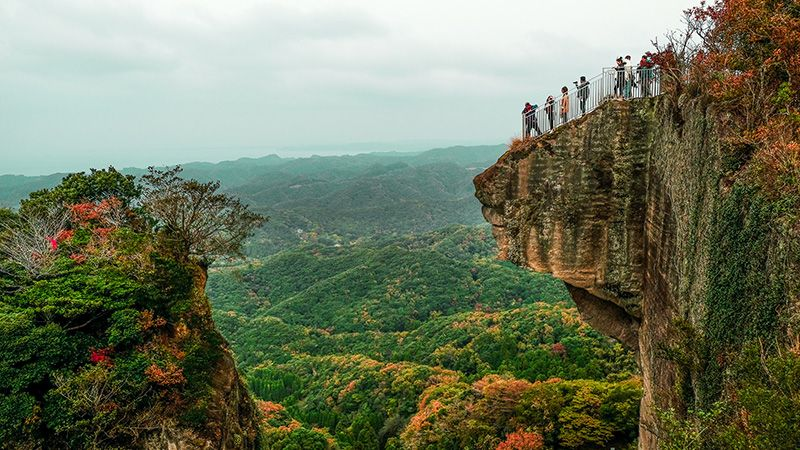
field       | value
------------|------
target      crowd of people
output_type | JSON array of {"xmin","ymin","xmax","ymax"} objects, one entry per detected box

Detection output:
[
  {"xmin": 614, "ymin": 52, "xmax": 657, "ymax": 99},
  {"xmin": 522, "ymin": 52, "xmax": 658, "ymax": 138}
]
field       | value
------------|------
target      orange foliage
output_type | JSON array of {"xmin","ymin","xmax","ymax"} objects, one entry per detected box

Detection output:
[
  {"xmin": 69, "ymin": 197, "xmax": 126, "ymax": 228},
  {"xmin": 690, "ymin": 0, "xmax": 800, "ymax": 115},
  {"xmin": 174, "ymin": 322, "xmax": 190, "ymax": 340},
  {"xmin": 140, "ymin": 310, "xmax": 167, "ymax": 331},
  {"xmin": 473, "ymin": 375, "xmax": 535, "ymax": 418},
  {"xmin": 407, "ymin": 399, "xmax": 444, "ymax": 433},
  {"xmin": 55, "ymin": 229, "xmax": 74, "ymax": 243},
  {"xmin": 144, "ymin": 362, "xmax": 186, "ymax": 386},
  {"xmin": 474, "ymin": 375, "xmax": 534, "ymax": 398},
  {"xmin": 686, "ymin": 0, "xmax": 800, "ymax": 202},
  {"xmin": 256, "ymin": 400, "xmax": 286, "ymax": 424},
  {"xmin": 380, "ymin": 362, "xmax": 402, "ymax": 374},
  {"xmin": 496, "ymin": 430, "xmax": 545, "ymax": 450},
  {"xmin": 69, "ymin": 253, "xmax": 87, "ymax": 264},
  {"xmin": 338, "ymin": 380, "xmax": 358, "ymax": 402},
  {"xmin": 275, "ymin": 420, "xmax": 302, "ymax": 432}
]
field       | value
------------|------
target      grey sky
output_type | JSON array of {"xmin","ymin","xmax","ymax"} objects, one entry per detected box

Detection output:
[{"xmin": 0, "ymin": 0, "xmax": 696, "ymax": 175}]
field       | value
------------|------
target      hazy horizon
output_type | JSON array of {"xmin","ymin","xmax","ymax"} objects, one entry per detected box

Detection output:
[
  {"xmin": 0, "ymin": 139, "xmax": 500, "ymax": 177},
  {"xmin": 1, "ymin": 0, "xmax": 697, "ymax": 175}
]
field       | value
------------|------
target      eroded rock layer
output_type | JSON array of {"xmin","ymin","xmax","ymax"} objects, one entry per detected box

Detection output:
[{"xmin": 475, "ymin": 97, "xmax": 717, "ymax": 447}]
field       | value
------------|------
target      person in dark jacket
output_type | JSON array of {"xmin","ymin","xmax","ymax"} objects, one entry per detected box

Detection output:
[
  {"xmin": 544, "ymin": 95, "xmax": 555, "ymax": 131},
  {"xmin": 614, "ymin": 57, "xmax": 626, "ymax": 98},
  {"xmin": 529, "ymin": 103, "xmax": 541, "ymax": 135},
  {"xmin": 576, "ymin": 76, "xmax": 589, "ymax": 115},
  {"xmin": 522, "ymin": 102, "xmax": 537, "ymax": 137}
]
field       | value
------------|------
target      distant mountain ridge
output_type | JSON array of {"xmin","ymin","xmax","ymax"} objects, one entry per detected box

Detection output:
[{"xmin": 0, "ymin": 145, "xmax": 504, "ymax": 209}]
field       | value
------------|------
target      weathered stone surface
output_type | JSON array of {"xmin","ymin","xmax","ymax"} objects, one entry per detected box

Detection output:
[
  {"xmin": 474, "ymin": 97, "xmax": 716, "ymax": 448},
  {"xmin": 476, "ymin": 99, "xmax": 652, "ymax": 331},
  {"xmin": 145, "ymin": 266, "xmax": 260, "ymax": 449}
]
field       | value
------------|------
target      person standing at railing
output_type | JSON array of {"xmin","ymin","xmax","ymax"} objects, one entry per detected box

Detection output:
[
  {"xmin": 638, "ymin": 52, "xmax": 655, "ymax": 97},
  {"xmin": 545, "ymin": 95, "xmax": 555, "ymax": 131},
  {"xmin": 522, "ymin": 102, "xmax": 533, "ymax": 137},
  {"xmin": 530, "ymin": 104, "xmax": 541, "ymax": 135},
  {"xmin": 576, "ymin": 76, "xmax": 589, "ymax": 115},
  {"xmin": 559, "ymin": 86, "xmax": 569, "ymax": 124},
  {"xmin": 624, "ymin": 55, "xmax": 636, "ymax": 98},
  {"xmin": 522, "ymin": 102, "xmax": 541, "ymax": 137},
  {"xmin": 614, "ymin": 57, "xmax": 626, "ymax": 98},
  {"xmin": 637, "ymin": 54, "xmax": 648, "ymax": 97}
]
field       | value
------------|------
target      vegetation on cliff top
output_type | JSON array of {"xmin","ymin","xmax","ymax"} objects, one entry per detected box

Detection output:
[
  {"xmin": 661, "ymin": 0, "xmax": 800, "ymax": 213},
  {"xmin": 0, "ymin": 146, "xmax": 508, "ymax": 258},
  {"xmin": 0, "ymin": 167, "xmax": 264, "ymax": 448}
]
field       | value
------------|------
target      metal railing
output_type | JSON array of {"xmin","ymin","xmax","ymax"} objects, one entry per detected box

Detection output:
[{"xmin": 522, "ymin": 66, "xmax": 661, "ymax": 137}]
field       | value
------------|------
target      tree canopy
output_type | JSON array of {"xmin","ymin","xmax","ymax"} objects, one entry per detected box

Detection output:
[
  {"xmin": 20, "ymin": 167, "xmax": 140, "ymax": 216},
  {"xmin": 140, "ymin": 166, "xmax": 266, "ymax": 264}
]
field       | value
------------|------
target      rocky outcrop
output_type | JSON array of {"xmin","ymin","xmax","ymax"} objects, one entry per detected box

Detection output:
[
  {"xmin": 143, "ymin": 347, "xmax": 258, "ymax": 450},
  {"xmin": 146, "ymin": 266, "xmax": 260, "ymax": 450},
  {"xmin": 474, "ymin": 96, "xmax": 744, "ymax": 447}
]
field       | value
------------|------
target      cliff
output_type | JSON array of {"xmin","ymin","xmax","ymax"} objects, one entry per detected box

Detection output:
[
  {"xmin": 474, "ymin": 97, "xmax": 799, "ymax": 447},
  {"xmin": 146, "ymin": 265, "xmax": 260, "ymax": 449}
]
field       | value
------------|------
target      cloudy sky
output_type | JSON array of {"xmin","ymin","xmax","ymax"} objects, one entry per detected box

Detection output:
[{"xmin": 0, "ymin": 0, "xmax": 696, "ymax": 175}]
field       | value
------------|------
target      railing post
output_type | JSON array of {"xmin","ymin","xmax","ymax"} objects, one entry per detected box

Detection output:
[{"xmin": 600, "ymin": 70, "xmax": 605, "ymax": 104}]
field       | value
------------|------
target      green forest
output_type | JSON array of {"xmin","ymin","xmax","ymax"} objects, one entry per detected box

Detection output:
[
  {"xmin": 193, "ymin": 147, "xmax": 643, "ymax": 449},
  {"xmin": 0, "ymin": 146, "xmax": 642, "ymax": 449},
  {"xmin": 209, "ymin": 226, "xmax": 641, "ymax": 449}
]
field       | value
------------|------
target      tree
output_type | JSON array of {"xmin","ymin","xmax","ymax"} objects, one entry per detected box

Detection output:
[
  {"xmin": 20, "ymin": 167, "xmax": 140, "ymax": 216},
  {"xmin": 262, "ymin": 426, "xmax": 334, "ymax": 450},
  {"xmin": 140, "ymin": 167, "xmax": 266, "ymax": 264},
  {"xmin": 348, "ymin": 413, "xmax": 379, "ymax": 450},
  {"xmin": 652, "ymin": 0, "xmax": 800, "ymax": 213}
]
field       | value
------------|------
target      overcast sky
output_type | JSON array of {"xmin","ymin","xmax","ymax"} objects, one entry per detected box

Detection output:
[{"xmin": 0, "ymin": 0, "xmax": 696, "ymax": 175}]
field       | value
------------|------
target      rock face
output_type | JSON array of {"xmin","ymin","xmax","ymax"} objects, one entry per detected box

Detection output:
[
  {"xmin": 147, "ymin": 267, "xmax": 261, "ymax": 450},
  {"xmin": 145, "ymin": 346, "xmax": 258, "ymax": 450},
  {"xmin": 475, "ymin": 97, "xmax": 718, "ymax": 447}
]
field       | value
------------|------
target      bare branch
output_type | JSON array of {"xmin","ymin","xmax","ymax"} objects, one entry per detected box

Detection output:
[{"xmin": 0, "ymin": 208, "xmax": 70, "ymax": 277}]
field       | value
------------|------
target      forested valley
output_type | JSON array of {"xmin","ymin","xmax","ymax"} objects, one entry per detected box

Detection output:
[
  {"xmin": 202, "ymin": 147, "xmax": 642, "ymax": 449},
  {"xmin": 0, "ymin": 145, "xmax": 641, "ymax": 449}
]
